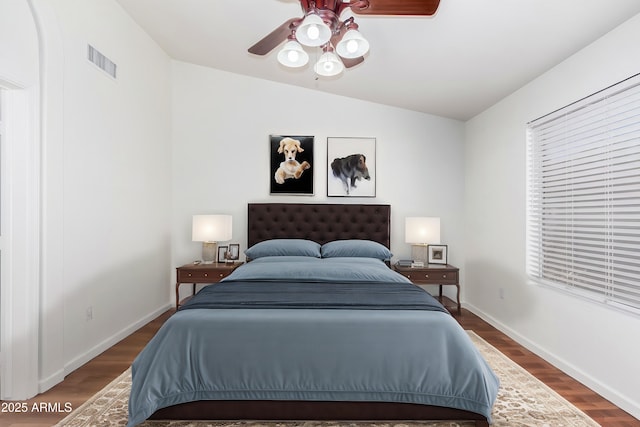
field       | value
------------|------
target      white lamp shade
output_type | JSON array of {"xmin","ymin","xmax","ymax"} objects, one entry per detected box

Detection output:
[
  {"xmin": 314, "ymin": 51, "xmax": 344, "ymax": 77},
  {"xmin": 336, "ymin": 29, "xmax": 369, "ymax": 58},
  {"xmin": 296, "ymin": 14, "xmax": 332, "ymax": 47},
  {"xmin": 405, "ymin": 217, "xmax": 440, "ymax": 244},
  {"xmin": 277, "ymin": 40, "xmax": 309, "ymax": 67},
  {"xmin": 192, "ymin": 215, "xmax": 232, "ymax": 242}
]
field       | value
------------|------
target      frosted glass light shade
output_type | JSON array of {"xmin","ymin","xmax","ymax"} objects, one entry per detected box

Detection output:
[
  {"xmin": 336, "ymin": 29, "xmax": 369, "ymax": 58},
  {"xmin": 192, "ymin": 215, "xmax": 232, "ymax": 242},
  {"xmin": 277, "ymin": 40, "xmax": 309, "ymax": 67},
  {"xmin": 296, "ymin": 14, "xmax": 332, "ymax": 47},
  {"xmin": 405, "ymin": 217, "xmax": 440, "ymax": 244},
  {"xmin": 314, "ymin": 51, "xmax": 344, "ymax": 77}
]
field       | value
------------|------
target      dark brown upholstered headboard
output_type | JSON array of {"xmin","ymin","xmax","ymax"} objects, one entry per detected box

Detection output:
[{"xmin": 247, "ymin": 203, "xmax": 391, "ymax": 248}]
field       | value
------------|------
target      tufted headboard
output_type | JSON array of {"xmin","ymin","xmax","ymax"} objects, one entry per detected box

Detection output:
[{"xmin": 247, "ymin": 203, "xmax": 391, "ymax": 248}]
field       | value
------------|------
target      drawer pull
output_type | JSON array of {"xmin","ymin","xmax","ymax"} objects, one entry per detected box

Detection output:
[
  {"xmin": 425, "ymin": 274, "xmax": 429, "ymax": 279},
  {"xmin": 219, "ymin": 273, "xmax": 224, "ymax": 277},
  {"xmin": 203, "ymin": 273, "xmax": 208, "ymax": 277},
  {"xmin": 187, "ymin": 273, "xmax": 192, "ymax": 277},
  {"xmin": 443, "ymin": 274, "xmax": 447, "ymax": 279}
]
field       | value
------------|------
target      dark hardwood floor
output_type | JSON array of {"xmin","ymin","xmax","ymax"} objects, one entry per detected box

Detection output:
[{"xmin": 2, "ymin": 301, "xmax": 638, "ymax": 426}]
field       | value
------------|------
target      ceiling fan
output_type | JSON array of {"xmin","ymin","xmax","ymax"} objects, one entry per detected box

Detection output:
[{"xmin": 248, "ymin": 0, "xmax": 441, "ymax": 77}]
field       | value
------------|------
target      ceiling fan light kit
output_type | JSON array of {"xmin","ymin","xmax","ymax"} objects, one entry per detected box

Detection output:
[
  {"xmin": 335, "ymin": 28, "xmax": 369, "ymax": 58},
  {"xmin": 296, "ymin": 13, "xmax": 333, "ymax": 47},
  {"xmin": 250, "ymin": 0, "xmax": 441, "ymax": 78},
  {"xmin": 277, "ymin": 40, "xmax": 309, "ymax": 67},
  {"xmin": 314, "ymin": 49, "xmax": 345, "ymax": 77}
]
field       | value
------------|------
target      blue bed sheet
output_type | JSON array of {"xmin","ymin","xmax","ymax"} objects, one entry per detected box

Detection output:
[{"xmin": 127, "ymin": 257, "xmax": 499, "ymax": 426}]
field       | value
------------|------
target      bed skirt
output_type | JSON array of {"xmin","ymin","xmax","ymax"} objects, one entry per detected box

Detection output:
[{"xmin": 149, "ymin": 400, "xmax": 489, "ymax": 426}]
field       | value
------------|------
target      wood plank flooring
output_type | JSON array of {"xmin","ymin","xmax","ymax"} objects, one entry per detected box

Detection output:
[{"xmin": 2, "ymin": 302, "xmax": 638, "ymax": 427}]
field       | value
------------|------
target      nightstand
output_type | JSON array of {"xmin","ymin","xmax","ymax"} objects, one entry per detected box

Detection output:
[
  {"xmin": 175, "ymin": 262, "xmax": 243, "ymax": 309},
  {"xmin": 394, "ymin": 264, "xmax": 460, "ymax": 315}
]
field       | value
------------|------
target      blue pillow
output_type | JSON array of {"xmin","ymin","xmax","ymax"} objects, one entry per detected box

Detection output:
[
  {"xmin": 321, "ymin": 239, "xmax": 392, "ymax": 260},
  {"xmin": 244, "ymin": 239, "xmax": 321, "ymax": 259}
]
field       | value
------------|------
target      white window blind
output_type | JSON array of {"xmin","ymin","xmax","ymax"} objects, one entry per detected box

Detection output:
[{"xmin": 526, "ymin": 73, "xmax": 640, "ymax": 314}]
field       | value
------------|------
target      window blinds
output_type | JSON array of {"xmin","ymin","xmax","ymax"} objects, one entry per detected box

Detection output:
[{"xmin": 526, "ymin": 73, "xmax": 640, "ymax": 313}]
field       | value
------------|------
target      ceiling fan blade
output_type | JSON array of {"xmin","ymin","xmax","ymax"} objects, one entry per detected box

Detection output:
[
  {"xmin": 351, "ymin": 0, "xmax": 441, "ymax": 16},
  {"xmin": 248, "ymin": 18, "xmax": 299, "ymax": 55}
]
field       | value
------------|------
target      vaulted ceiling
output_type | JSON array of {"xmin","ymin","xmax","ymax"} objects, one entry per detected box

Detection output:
[{"xmin": 115, "ymin": 0, "xmax": 640, "ymax": 120}]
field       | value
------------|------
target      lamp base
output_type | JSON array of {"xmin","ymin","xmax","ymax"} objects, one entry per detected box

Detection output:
[
  {"xmin": 202, "ymin": 242, "xmax": 217, "ymax": 264},
  {"xmin": 411, "ymin": 244, "xmax": 428, "ymax": 265}
]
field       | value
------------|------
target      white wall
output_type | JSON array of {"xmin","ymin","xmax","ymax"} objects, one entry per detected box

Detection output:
[
  {"xmin": 50, "ymin": 0, "xmax": 173, "ymax": 374},
  {"xmin": 464, "ymin": 13, "xmax": 640, "ymax": 418},
  {"xmin": 170, "ymin": 61, "xmax": 466, "ymax": 301},
  {"xmin": 20, "ymin": 0, "xmax": 174, "ymax": 392}
]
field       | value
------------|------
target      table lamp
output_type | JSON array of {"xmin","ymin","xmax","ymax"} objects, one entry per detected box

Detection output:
[
  {"xmin": 405, "ymin": 217, "xmax": 440, "ymax": 264},
  {"xmin": 192, "ymin": 214, "xmax": 232, "ymax": 263}
]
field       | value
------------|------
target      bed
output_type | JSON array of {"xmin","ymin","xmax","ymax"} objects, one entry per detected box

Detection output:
[{"xmin": 127, "ymin": 203, "xmax": 498, "ymax": 427}]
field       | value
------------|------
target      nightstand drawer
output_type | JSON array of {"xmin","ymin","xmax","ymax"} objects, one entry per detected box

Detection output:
[
  {"xmin": 397, "ymin": 270, "xmax": 458, "ymax": 285},
  {"xmin": 178, "ymin": 269, "xmax": 231, "ymax": 282}
]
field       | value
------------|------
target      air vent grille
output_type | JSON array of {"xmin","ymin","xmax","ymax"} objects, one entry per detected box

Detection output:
[{"xmin": 87, "ymin": 44, "xmax": 117, "ymax": 79}]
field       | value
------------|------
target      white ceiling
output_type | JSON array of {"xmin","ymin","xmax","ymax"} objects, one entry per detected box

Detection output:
[{"xmin": 115, "ymin": 0, "xmax": 640, "ymax": 121}]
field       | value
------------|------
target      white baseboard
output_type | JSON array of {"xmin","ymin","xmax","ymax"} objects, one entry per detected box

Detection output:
[
  {"xmin": 39, "ymin": 368, "xmax": 65, "ymax": 394},
  {"xmin": 463, "ymin": 302, "xmax": 640, "ymax": 420},
  {"xmin": 61, "ymin": 304, "xmax": 171, "ymax": 378}
]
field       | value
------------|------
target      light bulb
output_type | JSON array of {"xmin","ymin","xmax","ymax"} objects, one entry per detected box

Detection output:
[
  {"xmin": 336, "ymin": 29, "xmax": 369, "ymax": 59},
  {"xmin": 297, "ymin": 14, "xmax": 331, "ymax": 47},
  {"xmin": 277, "ymin": 40, "xmax": 309, "ymax": 67},
  {"xmin": 307, "ymin": 24, "xmax": 320, "ymax": 40},
  {"xmin": 287, "ymin": 50, "xmax": 299, "ymax": 62},
  {"xmin": 346, "ymin": 39, "xmax": 358, "ymax": 54},
  {"xmin": 314, "ymin": 51, "xmax": 344, "ymax": 76}
]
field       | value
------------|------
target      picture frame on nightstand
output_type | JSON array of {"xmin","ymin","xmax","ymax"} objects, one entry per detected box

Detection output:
[
  {"xmin": 227, "ymin": 243, "xmax": 240, "ymax": 261},
  {"xmin": 217, "ymin": 245, "xmax": 228, "ymax": 263},
  {"xmin": 428, "ymin": 244, "xmax": 448, "ymax": 264}
]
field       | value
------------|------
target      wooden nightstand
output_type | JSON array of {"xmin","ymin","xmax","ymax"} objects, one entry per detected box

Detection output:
[
  {"xmin": 394, "ymin": 264, "xmax": 460, "ymax": 315},
  {"xmin": 175, "ymin": 262, "xmax": 243, "ymax": 309}
]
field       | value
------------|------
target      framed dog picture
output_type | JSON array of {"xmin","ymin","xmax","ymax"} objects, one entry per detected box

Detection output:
[
  {"xmin": 327, "ymin": 137, "xmax": 376, "ymax": 197},
  {"xmin": 270, "ymin": 135, "xmax": 314, "ymax": 195}
]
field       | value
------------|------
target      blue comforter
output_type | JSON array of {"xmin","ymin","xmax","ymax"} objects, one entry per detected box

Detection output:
[{"xmin": 127, "ymin": 257, "xmax": 499, "ymax": 426}]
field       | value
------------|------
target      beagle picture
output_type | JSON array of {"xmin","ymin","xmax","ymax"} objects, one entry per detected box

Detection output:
[{"xmin": 274, "ymin": 137, "xmax": 311, "ymax": 184}]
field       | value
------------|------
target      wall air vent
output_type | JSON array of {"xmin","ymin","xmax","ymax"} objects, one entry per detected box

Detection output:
[{"xmin": 87, "ymin": 44, "xmax": 117, "ymax": 79}]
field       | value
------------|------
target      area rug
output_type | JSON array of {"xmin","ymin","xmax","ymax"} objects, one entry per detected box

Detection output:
[{"xmin": 54, "ymin": 332, "xmax": 600, "ymax": 427}]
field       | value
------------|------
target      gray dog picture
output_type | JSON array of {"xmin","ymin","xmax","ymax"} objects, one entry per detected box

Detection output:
[{"xmin": 327, "ymin": 137, "xmax": 376, "ymax": 197}]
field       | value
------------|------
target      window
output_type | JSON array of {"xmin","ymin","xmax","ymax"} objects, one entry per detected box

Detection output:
[{"xmin": 526, "ymin": 73, "xmax": 640, "ymax": 314}]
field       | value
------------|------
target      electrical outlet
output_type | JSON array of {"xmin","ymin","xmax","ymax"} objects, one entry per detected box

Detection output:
[
  {"xmin": 499, "ymin": 288, "xmax": 505, "ymax": 300},
  {"xmin": 85, "ymin": 306, "xmax": 93, "ymax": 321}
]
